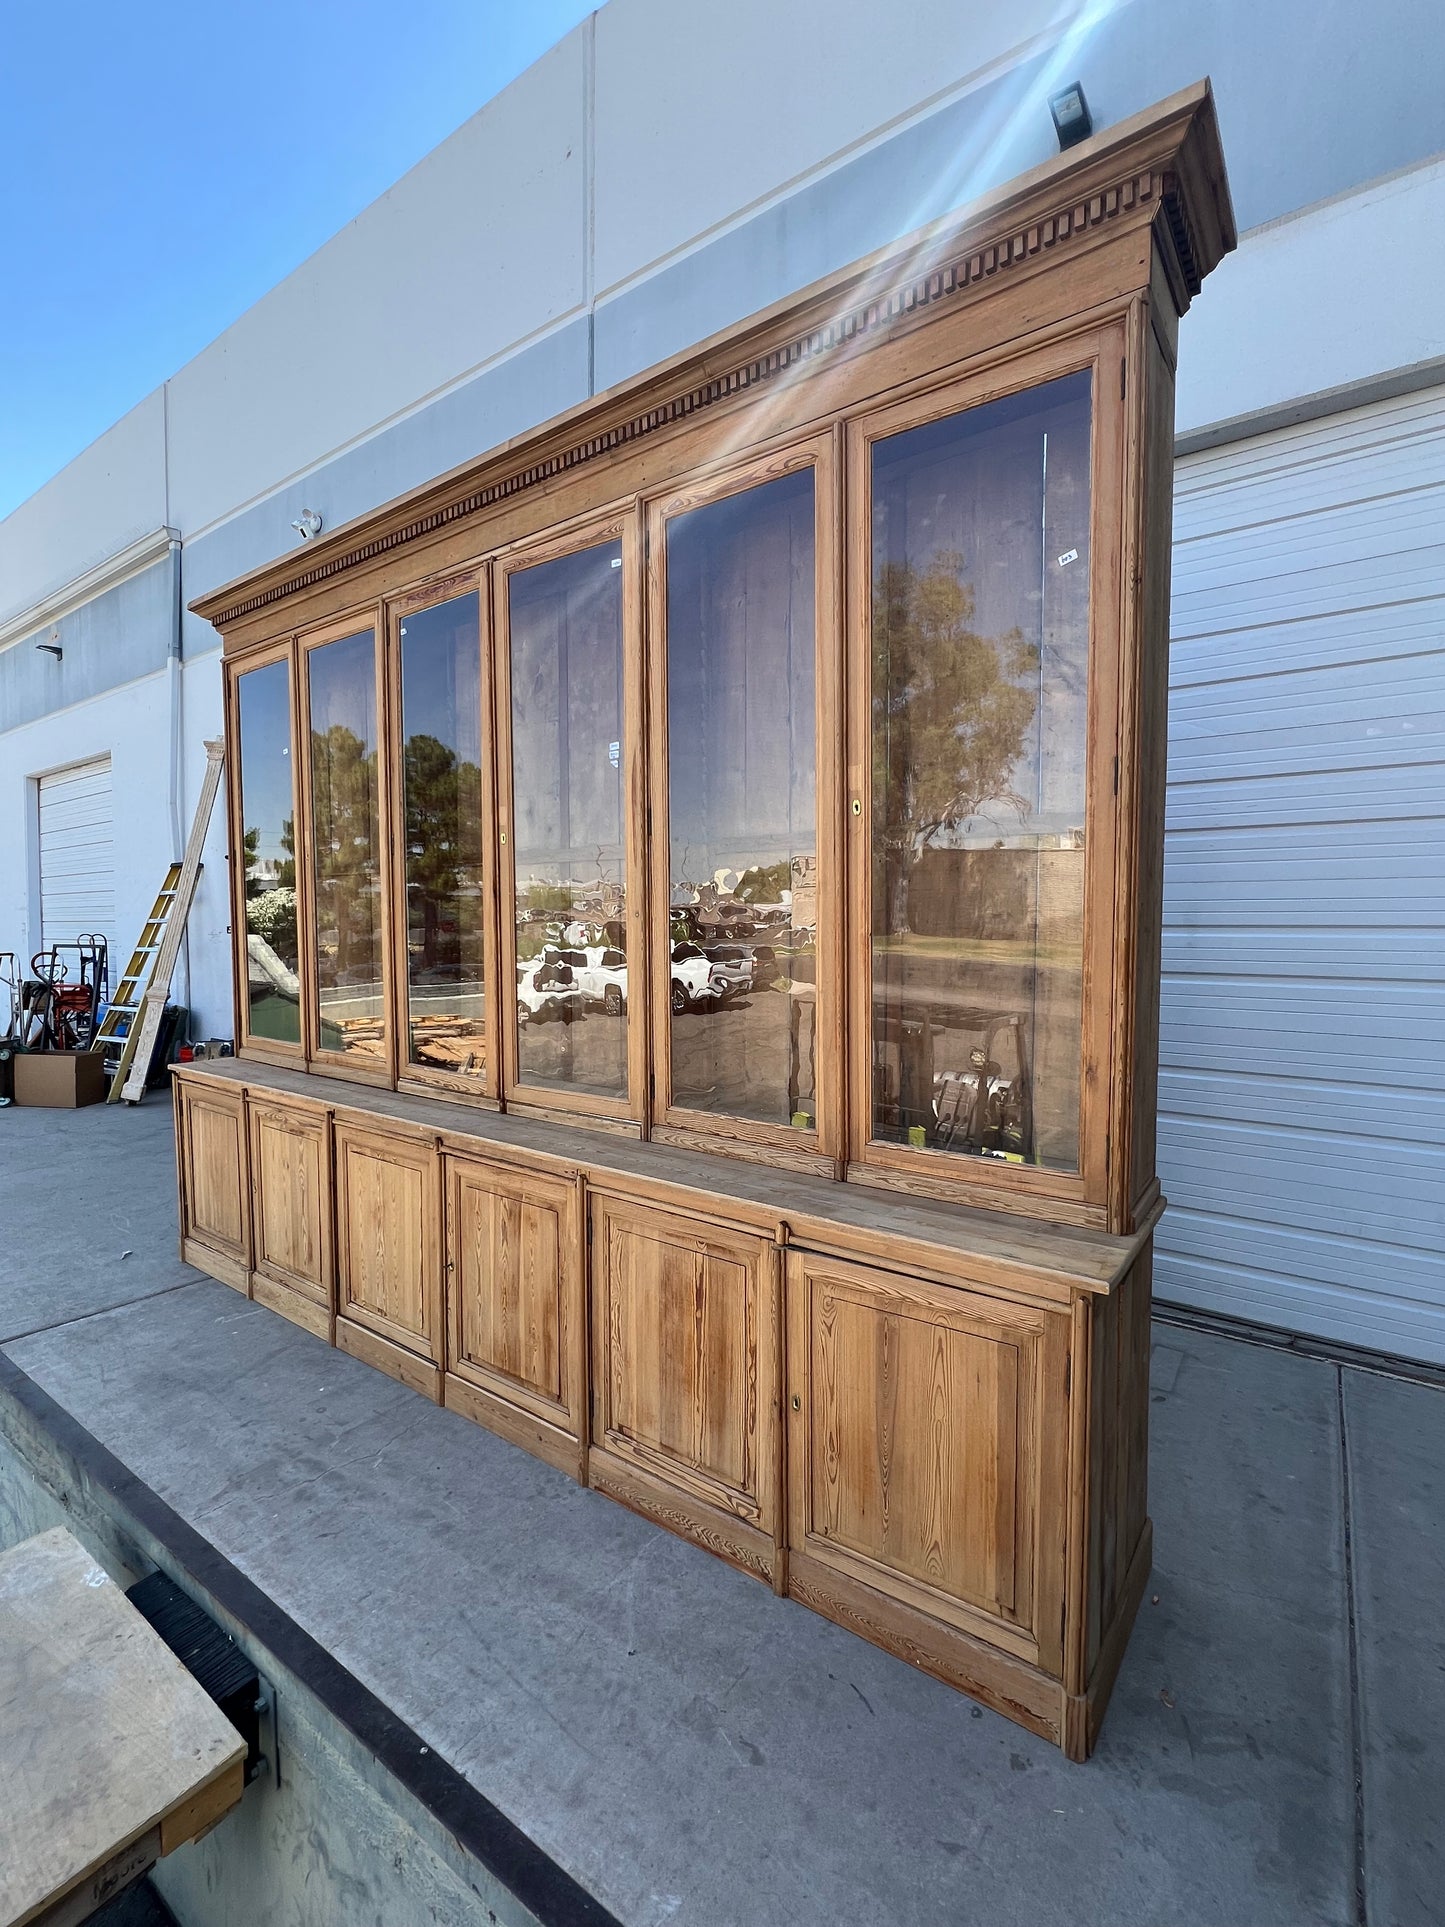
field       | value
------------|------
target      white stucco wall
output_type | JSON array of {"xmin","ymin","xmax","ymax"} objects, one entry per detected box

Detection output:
[{"xmin": 1177, "ymin": 154, "xmax": 1445, "ymax": 435}]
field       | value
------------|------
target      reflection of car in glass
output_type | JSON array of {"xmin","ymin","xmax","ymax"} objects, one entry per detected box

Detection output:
[
  {"xmin": 574, "ymin": 947, "xmax": 628, "ymax": 1015},
  {"xmin": 670, "ymin": 942, "xmax": 727, "ymax": 1014},
  {"xmin": 516, "ymin": 959, "xmax": 581, "ymax": 1026},
  {"xmin": 703, "ymin": 945, "xmax": 755, "ymax": 998}
]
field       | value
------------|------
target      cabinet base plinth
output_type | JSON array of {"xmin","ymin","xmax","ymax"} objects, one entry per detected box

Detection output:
[
  {"xmin": 182, "ymin": 1237, "xmax": 249, "ymax": 1294},
  {"xmin": 251, "ymin": 1274, "xmax": 332, "ymax": 1341},
  {"xmin": 443, "ymin": 1374, "xmax": 583, "ymax": 1481},
  {"xmin": 787, "ymin": 1551, "xmax": 1065, "ymax": 1748},
  {"xmin": 336, "ymin": 1318, "xmax": 441, "ymax": 1402},
  {"xmin": 588, "ymin": 1450, "xmax": 777, "ymax": 1588}
]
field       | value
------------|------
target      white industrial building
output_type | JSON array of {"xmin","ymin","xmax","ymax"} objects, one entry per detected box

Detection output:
[{"xmin": 1, "ymin": 0, "xmax": 1441, "ymax": 1359}]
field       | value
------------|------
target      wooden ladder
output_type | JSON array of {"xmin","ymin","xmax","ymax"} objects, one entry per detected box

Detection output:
[{"xmin": 94, "ymin": 739, "xmax": 226, "ymax": 1104}]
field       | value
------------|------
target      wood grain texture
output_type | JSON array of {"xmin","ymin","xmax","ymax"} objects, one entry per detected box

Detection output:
[
  {"xmin": 177, "ymin": 1080, "xmax": 249, "ymax": 1270},
  {"xmin": 248, "ymin": 1100, "xmax": 332, "ymax": 1305},
  {"xmin": 334, "ymin": 1119, "xmax": 441, "ymax": 1360},
  {"xmin": 0, "ymin": 1528, "xmax": 244, "ymax": 1927},
  {"xmin": 785, "ymin": 1250, "xmax": 1068, "ymax": 1662},
  {"xmin": 445, "ymin": 1153, "xmax": 583, "ymax": 1439},
  {"xmin": 590, "ymin": 1197, "xmax": 776, "ymax": 1532}
]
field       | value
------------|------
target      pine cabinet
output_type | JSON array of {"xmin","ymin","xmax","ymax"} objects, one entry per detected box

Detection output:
[{"xmin": 178, "ymin": 85, "xmax": 1236, "ymax": 1756}]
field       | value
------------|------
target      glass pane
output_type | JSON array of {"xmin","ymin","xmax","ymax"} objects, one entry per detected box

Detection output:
[
  {"xmin": 869, "ymin": 370, "xmax": 1091, "ymax": 1172},
  {"xmin": 508, "ymin": 540, "xmax": 627, "ymax": 1099},
  {"xmin": 308, "ymin": 629, "xmax": 385, "ymax": 1064},
  {"xmin": 399, "ymin": 592, "xmax": 486, "ymax": 1080},
  {"xmin": 237, "ymin": 659, "xmax": 300, "ymax": 1045},
  {"xmin": 666, "ymin": 469, "xmax": 817, "ymax": 1128}
]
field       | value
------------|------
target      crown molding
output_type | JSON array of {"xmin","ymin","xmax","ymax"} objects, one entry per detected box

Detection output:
[
  {"xmin": 193, "ymin": 80, "xmax": 1233, "ymax": 635},
  {"xmin": 1, "ymin": 527, "xmax": 181, "ymax": 655}
]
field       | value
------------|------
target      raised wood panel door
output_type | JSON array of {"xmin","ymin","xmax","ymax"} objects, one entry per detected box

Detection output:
[
  {"xmin": 248, "ymin": 1100, "xmax": 333, "ymax": 1330},
  {"xmin": 443, "ymin": 1156, "xmax": 583, "ymax": 1474},
  {"xmin": 252, "ymin": 1094, "xmax": 339, "ymax": 1333},
  {"xmin": 590, "ymin": 1197, "xmax": 779, "ymax": 1579},
  {"xmin": 178, "ymin": 1081, "xmax": 248, "ymax": 1287},
  {"xmin": 334, "ymin": 1121, "xmax": 441, "ymax": 1363},
  {"xmin": 786, "ymin": 1251, "xmax": 1068, "ymax": 1669}
]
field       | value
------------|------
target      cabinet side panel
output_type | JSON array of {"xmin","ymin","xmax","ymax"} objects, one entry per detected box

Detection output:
[
  {"xmin": 1085, "ymin": 1240, "xmax": 1152, "ymax": 1679},
  {"xmin": 1127, "ymin": 324, "xmax": 1177, "ymax": 1224}
]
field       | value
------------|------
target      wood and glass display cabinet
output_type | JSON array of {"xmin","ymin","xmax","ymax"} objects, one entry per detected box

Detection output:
[{"xmin": 176, "ymin": 84, "xmax": 1234, "ymax": 1757}]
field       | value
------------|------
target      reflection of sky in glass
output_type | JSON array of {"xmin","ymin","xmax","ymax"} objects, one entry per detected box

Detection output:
[
  {"xmin": 872, "ymin": 368, "xmax": 1091, "ymax": 843},
  {"xmin": 400, "ymin": 593, "xmax": 481, "ymax": 767},
  {"xmin": 667, "ymin": 469, "xmax": 814, "ymax": 877},
  {"xmin": 237, "ymin": 659, "xmax": 293, "ymax": 867},
  {"xmin": 509, "ymin": 541, "xmax": 624, "ymax": 875}
]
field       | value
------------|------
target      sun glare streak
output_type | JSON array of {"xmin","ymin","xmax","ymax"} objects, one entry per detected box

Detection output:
[{"xmin": 700, "ymin": 0, "xmax": 1126, "ymax": 467}]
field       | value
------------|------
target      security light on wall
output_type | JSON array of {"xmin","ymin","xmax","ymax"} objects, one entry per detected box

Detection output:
[
  {"xmin": 291, "ymin": 509, "xmax": 323, "ymax": 541},
  {"xmin": 1049, "ymin": 83, "xmax": 1093, "ymax": 150}
]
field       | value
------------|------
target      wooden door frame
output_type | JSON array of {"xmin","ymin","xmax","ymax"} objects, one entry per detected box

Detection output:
[
  {"xmin": 643, "ymin": 433, "xmax": 843, "ymax": 1178},
  {"xmin": 842, "ymin": 320, "xmax": 1127, "ymax": 1225},
  {"xmin": 491, "ymin": 506, "xmax": 648, "ymax": 1127},
  {"xmin": 383, "ymin": 567, "xmax": 501, "ymax": 1105},
  {"xmin": 298, "ymin": 606, "xmax": 395, "ymax": 1089}
]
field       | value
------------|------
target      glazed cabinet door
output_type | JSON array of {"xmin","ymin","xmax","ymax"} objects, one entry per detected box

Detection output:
[
  {"xmin": 334, "ymin": 1118, "xmax": 442, "ymax": 1398},
  {"xmin": 785, "ymin": 1250, "xmax": 1069, "ymax": 1679},
  {"xmin": 588, "ymin": 1195, "xmax": 780, "ymax": 1584},
  {"xmin": 176, "ymin": 1079, "xmax": 249, "ymax": 1291},
  {"xmin": 443, "ymin": 1156, "xmax": 584, "ymax": 1477},
  {"xmin": 247, "ymin": 1098, "xmax": 333, "ymax": 1338}
]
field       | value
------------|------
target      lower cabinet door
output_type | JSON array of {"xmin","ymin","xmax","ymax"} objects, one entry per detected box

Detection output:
[
  {"xmin": 589, "ymin": 1195, "xmax": 780, "ymax": 1584},
  {"xmin": 248, "ymin": 1099, "xmax": 333, "ymax": 1337},
  {"xmin": 176, "ymin": 1079, "xmax": 249, "ymax": 1290},
  {"xmin": 443, "ymin": 1156, "xmax": 584, "ymax": 1475},
  {"xmin": 785, "ymin": 1249, "xmax": 1069, "ymax": 1686},
  {"xmin": 334, "ymin": 1118, "xmax": 442, "ymax": 1396}
]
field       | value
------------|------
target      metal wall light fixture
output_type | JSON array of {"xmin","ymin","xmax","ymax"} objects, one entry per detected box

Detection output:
[
  {"xmin": 36, "ymin": 627, "xmax": 62, "ymax": 660},
  {"xmin": 1049, "ymin": 83, "xmax": 1093, "ymax": 149},
  {"xmin": 291, "ymin": 509, "xmax": 323, "ymax": 541}
]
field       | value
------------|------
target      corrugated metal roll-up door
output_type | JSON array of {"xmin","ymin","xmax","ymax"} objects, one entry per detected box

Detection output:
[
  {"xmin": 1160, "ymin": 384, "xmax": 1445, "ymax": 1364},
  {"xmin": 38, "ymin": 757, "xmax": 116, "ymax": 965}
]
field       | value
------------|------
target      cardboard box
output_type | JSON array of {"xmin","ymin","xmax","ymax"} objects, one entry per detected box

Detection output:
[{"xmin": 13, "ymin": 1050, "xmax": 108, "ymax": 1108}]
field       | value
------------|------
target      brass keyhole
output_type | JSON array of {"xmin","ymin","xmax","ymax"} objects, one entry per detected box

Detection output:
[
  {"xmin": 790, "ymin": 1394, "xmax": 801, "ymax": 1412},
  {"xmin": 850, "ymin": 798, "xmax": 862, "ymax": 817}
]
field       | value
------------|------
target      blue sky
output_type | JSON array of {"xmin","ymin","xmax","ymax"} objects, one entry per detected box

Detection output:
[{"xmin": 0, "ymin": 1, "xmax": 595, "ymax": 523}]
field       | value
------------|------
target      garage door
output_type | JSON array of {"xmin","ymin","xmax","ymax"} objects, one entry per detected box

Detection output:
[
  {"xmin": 1159, "ymin": 383, "xmax": 1445, "ymax": 1364},
  {"xmin": 38, "ymin": 757, "xmax": 116, "ymax": 962}
]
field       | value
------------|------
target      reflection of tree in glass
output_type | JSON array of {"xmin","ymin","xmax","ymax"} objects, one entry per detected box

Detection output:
[
  {"xmin": 872, "ymin": 552, "xmax": 1039, "ymax": 932},
  {"xmin": 403, "ymin": 733, "xmax": 482, "ymax": 970},
  {"xmin": 242, "ymin": 820, "xmax": 297, "ymax": 956},
  {"xmin": 311, "ymin": 725, "xmax": 378, "ymax": 984}
]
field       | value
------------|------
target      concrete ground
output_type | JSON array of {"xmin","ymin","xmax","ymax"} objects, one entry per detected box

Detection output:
[{"xmin": 1, "ymin": 1099, "xmax": 1439, "ymax": 1927}]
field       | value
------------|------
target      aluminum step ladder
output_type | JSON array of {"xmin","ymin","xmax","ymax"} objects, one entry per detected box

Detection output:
[{"xmin": 92, "ymin": 739, "xmax": 225, "ymax": 1104}]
